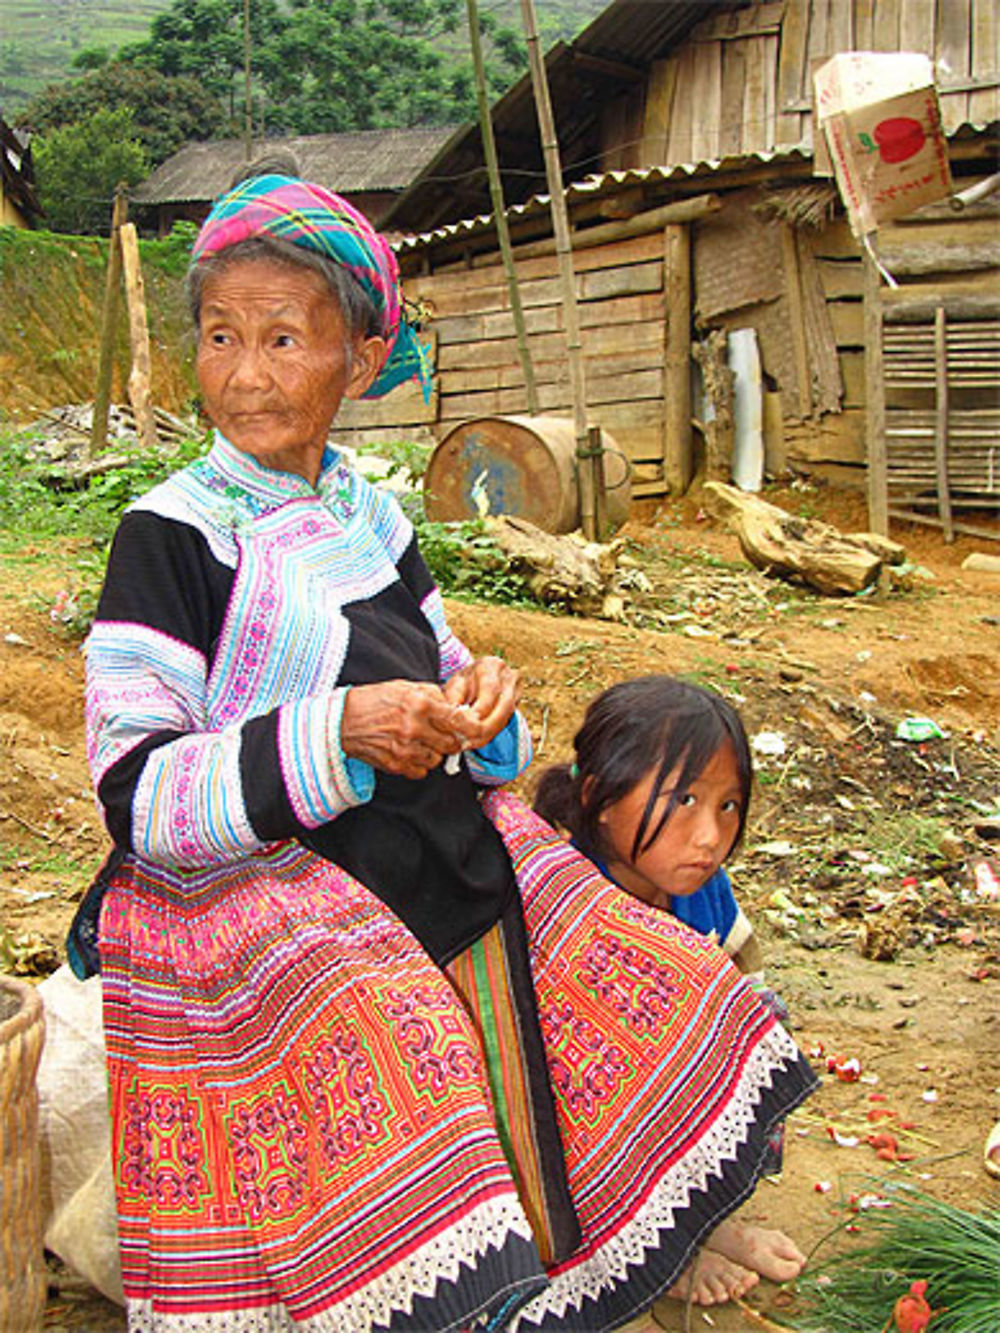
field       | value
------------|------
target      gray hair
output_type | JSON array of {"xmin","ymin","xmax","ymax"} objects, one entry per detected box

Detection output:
[{"xmin": 185, "ymin": 234, "xmax": 381, "ymax": 345}]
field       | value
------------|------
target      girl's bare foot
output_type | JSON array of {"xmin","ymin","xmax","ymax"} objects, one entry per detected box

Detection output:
[
  {"xmin": 705, "ymin": 1219, "xmax": 806, "ymax": 1283},
  {"xmin": 658, "ymin": 1248, "xmax": 759, "ymax": 1306}
]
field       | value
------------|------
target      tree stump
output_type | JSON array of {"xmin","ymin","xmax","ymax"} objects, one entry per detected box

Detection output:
[{"xmin": 703, "ymin": 481, "xmax": 903, "ymax": 595}]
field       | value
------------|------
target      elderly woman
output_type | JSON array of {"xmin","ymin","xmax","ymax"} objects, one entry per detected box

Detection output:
[{"xmin": 72, "ymin": 171, "xmax": 816, "ymax": 1332}]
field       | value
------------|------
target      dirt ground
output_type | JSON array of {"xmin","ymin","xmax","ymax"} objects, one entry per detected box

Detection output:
[{"xmin": 2, "ymin": 481, "xmax": 999, "ymax": 1331}]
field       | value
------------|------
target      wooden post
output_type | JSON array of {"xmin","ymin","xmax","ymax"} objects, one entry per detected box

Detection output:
[
  {"xmin": 588, "ymin": 424, "xmax": 608, "ymax": 539},
  {"xmin": 119, "ymin": 222, "xmax": 160, "ymax": 453},
  {"xmin": 466, "ymin": 0, "xmax": 538, "ymax": 414},
  {"xmin": 781, "ymin": 223, "xmax": 812, "ymax": 417},
  {"xmin": 663, "ymin": 223, "xmax": 692, "ymax": 494},
  {"xmin": 519, "ymin": 0, "xmax": 603, "ymax": 539},
  {"xmin": 863, "ymin": 251, "xmax": 888, "ymax": 535},
  {"xmin": 934, "ymin": 305, "xmax": 954, "ymax": 543},
  {"xmin": 89, "ymin": 186, "xmax": 129, "ymax": 461}
]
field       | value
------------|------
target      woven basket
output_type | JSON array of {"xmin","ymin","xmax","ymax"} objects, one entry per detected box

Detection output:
[{"xmin": 0, "ymin": 975, "xmax": 46, "ymax": 1333}]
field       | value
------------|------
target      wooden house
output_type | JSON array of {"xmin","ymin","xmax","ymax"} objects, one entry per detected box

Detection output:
[
  {"xmin": 336, "ymin": 0, "xmax": 999, "ymax": 537},
  {"xmin": 0, "ymin": 118, "xmax": 42, "ymax": 228},
  {"xmin": 131, "ymin": 126, "xmax": 458, "ymax": 236}
]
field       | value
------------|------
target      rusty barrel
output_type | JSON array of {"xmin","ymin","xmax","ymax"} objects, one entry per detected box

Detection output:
[
  {"xmin": 0, "ymin": 976, "xmax": 46, "ymax": 1333},
  {"xmin": 424, "ymin": 415, "xmax": 632, "ymax": 534}
]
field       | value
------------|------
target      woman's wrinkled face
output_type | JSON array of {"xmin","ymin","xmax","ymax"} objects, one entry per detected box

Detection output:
[{"xmin": 195, "ymin": 257, "xmax": 385, "ymax": 482}]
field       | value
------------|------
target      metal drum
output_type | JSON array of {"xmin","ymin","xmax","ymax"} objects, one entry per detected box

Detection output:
[{"xmin": 424, "ymin": 415, "xmax": 632, "ymax": 534}]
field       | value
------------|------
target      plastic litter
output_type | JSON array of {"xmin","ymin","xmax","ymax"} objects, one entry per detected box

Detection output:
[{"xmin": 894, "ymin": 716, "xmax": 946, "ymax": 742}]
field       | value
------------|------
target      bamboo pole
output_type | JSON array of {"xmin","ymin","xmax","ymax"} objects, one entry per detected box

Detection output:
[
  {"xmin": 89, "ymin": 186, "xmax": 129, "ymax": 462},
  {"xmin": 863, "ymin": 252, "xmax": 889, "ymax": 535},
  {"xmin": 934, "ymin": 305, "xmax": 954, "ymax": 543},
  {"xmin": 518, "ymin": 0, "xmax": 603, "ymax": 539},
  {"xmin": 466, "ymin": 0, "xmax": 538, "ymax": 415},
  {"xmin": 119, "ymin": 222, "xmax": 160, "ymax": 453},
  {"xmin": 243, "ymin": 0, "xmax": 253, "ymax": 161}
]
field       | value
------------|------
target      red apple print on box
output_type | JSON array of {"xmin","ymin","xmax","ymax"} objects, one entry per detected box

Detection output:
[{"xmin": 873, "ymin": 116, "xmax": 926, "ymax": 164}]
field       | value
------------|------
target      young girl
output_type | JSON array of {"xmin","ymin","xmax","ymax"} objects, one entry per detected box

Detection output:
[{"xmin": 534, "ymin": 674, "xmax": 800, "ymax": 1310}]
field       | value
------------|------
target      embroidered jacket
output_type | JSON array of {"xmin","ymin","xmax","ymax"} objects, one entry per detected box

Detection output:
[{"xmin": 83, "ymin": 433, "xmax": 532, "ymax": 962}]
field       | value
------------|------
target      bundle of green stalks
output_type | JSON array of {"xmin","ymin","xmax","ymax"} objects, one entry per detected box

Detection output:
[{"xmin": 787, "ymin": 1179, "xmax": 1000, "ymax": 1333}]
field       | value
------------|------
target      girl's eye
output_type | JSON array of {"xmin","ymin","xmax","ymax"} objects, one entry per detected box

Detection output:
[
  {"xmin": 721, "ymin": 798, "xmax": 741, "ymax": 815},
  {"xmin": 677, "ymin": 792, "xmax": 696, "ymax": 807}
]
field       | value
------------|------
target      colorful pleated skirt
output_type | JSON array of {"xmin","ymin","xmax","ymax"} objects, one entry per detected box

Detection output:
[{"xmin": 98, "ymin": 792, "xmax": 817, "ymax": 1332}]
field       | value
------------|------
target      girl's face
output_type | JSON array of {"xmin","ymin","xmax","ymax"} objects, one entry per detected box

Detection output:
[{"xmin": 599, "ymin": 741, "xmax": 744, "ymax": 909}]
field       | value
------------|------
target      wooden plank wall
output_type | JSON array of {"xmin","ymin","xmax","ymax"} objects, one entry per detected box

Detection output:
[
  {"xmin": 623, "ymin": 0, "xmax": 999, "ymax": 172},
  {"xmin": 400, "ymin": 233, "xmax": 673, "ymax": 494}
]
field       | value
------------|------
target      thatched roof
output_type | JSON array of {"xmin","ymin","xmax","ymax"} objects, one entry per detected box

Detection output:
[{"xmin": 131, "ymin": 126, "xmax": 459, "ymax": 205}]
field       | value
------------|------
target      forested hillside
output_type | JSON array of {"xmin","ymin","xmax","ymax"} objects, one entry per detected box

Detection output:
[
  {"xmin": 0, "ymin": 0, "xmax": 170, "ymax": 110},
  {"xmin": 0, "ymin": 0, "xmax": 606, "ymax": 114}
]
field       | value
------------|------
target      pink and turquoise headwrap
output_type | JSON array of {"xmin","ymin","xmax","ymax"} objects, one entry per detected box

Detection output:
[{"xmin": 191, "ymin": 174, "xmax": 431, "ymax": 402}]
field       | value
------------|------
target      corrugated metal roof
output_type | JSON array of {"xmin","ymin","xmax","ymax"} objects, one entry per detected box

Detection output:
[
  {"xmin": 393, "ymin": 149, "xmax": 813, "ymax": 252},
  {"xmin": 132, "ymin": 126, "xmax": 458, "ymax": 205}
]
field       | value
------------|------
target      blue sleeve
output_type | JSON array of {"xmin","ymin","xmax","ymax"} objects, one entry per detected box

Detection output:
[
  {"xmin": 671, "ymin": 867, "xmax": 739, "ymax": 940},
  {"xmin": 465, "ymin": 710, "xmax": 533, "ymax": 786}
]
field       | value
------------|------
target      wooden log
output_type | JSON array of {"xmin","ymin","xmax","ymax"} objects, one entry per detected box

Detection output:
[
  {"xmin": 703, "ymin": 480, "xmax": 885, "ymax": 594},
  {"xmin": 876, "ymin": 217, "xmax": 1000, "ymax": 274},
  {"xmin": 503, "ymin": 195, "xmax": 722, "ymax": 263},
  {"xmin": 882, "ymin": 273, "xmax": 1000, "ymax": 321},
  {"xmin": 119, "ymin": 222, "xmax": 159, "ymax": 453},
  {"xmin": 483, "ymin": 515, "xmax": 623, "ymax": 616}
]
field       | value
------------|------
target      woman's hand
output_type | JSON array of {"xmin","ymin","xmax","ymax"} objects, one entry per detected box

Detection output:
[
  {"xmin": 341, "ymin": 680, "xmax": 466, "ymax": 780},
  {"xmin": 442, "ymin": 656, "xmax": 521, "ymax": 749}
]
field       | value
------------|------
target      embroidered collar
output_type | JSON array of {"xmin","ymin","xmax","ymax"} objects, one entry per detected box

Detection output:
[{"xmin": 193, "ymin": 433, "xmax": 356, "ymax": 522}]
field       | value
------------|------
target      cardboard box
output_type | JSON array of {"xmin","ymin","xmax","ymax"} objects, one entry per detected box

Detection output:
[{"xmin": 814, "ymin": 52, "xmax": 952, "ymax": 239}]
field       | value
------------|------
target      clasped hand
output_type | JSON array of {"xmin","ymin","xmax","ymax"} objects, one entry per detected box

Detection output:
[{"xmin": 340, "ymin": 657, "xmax": 520, "ymax": 780}]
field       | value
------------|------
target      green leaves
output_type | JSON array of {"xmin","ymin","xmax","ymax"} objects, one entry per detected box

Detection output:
[{"xmin": 32, "ymin": 106, "xmax": 149, "ymax": 235}]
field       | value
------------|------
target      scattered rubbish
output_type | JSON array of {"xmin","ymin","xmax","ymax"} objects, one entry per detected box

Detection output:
[
  {"xmin": 827, "ymin": 1054, "xmax": 862, "ymax": 1082},
  {"xmin": 972, "ymin": 860, "xmax": 1000, "ymax": 900},
  {"xmin": 752, "ymin": 730, "xmax": 787, "ymax": 757},
  {"xmin": 827, "ymin": 1127, "xmax": 860, "ymax": 1148},
  {"xmin": 894, "ymin": 716, "xmax": 946, "ymax": 742},
  {"xmin": 755, "ymin": 840, "xmax": 798, "ymax": 857}
]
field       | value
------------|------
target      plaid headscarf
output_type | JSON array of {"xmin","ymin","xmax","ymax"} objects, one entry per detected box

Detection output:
[{"xmin": 191, "ymin": 174, "xmax": 431, "ymax": 402}]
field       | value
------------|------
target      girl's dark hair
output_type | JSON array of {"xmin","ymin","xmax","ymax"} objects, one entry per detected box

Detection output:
[{"xmin": 533, "ymin": 676, "xmax": 753, "ymax": 865}]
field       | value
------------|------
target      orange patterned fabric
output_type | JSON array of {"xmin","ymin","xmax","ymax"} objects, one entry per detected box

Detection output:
[{"xmin": 98, "ymin": 796, "xmax": 817, "ymax": 1330}]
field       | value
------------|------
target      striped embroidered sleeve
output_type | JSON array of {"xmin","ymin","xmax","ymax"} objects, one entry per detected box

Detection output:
[{"xmin": 87, "ymin": 513, "xmax": 370, "ymax": 869}]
